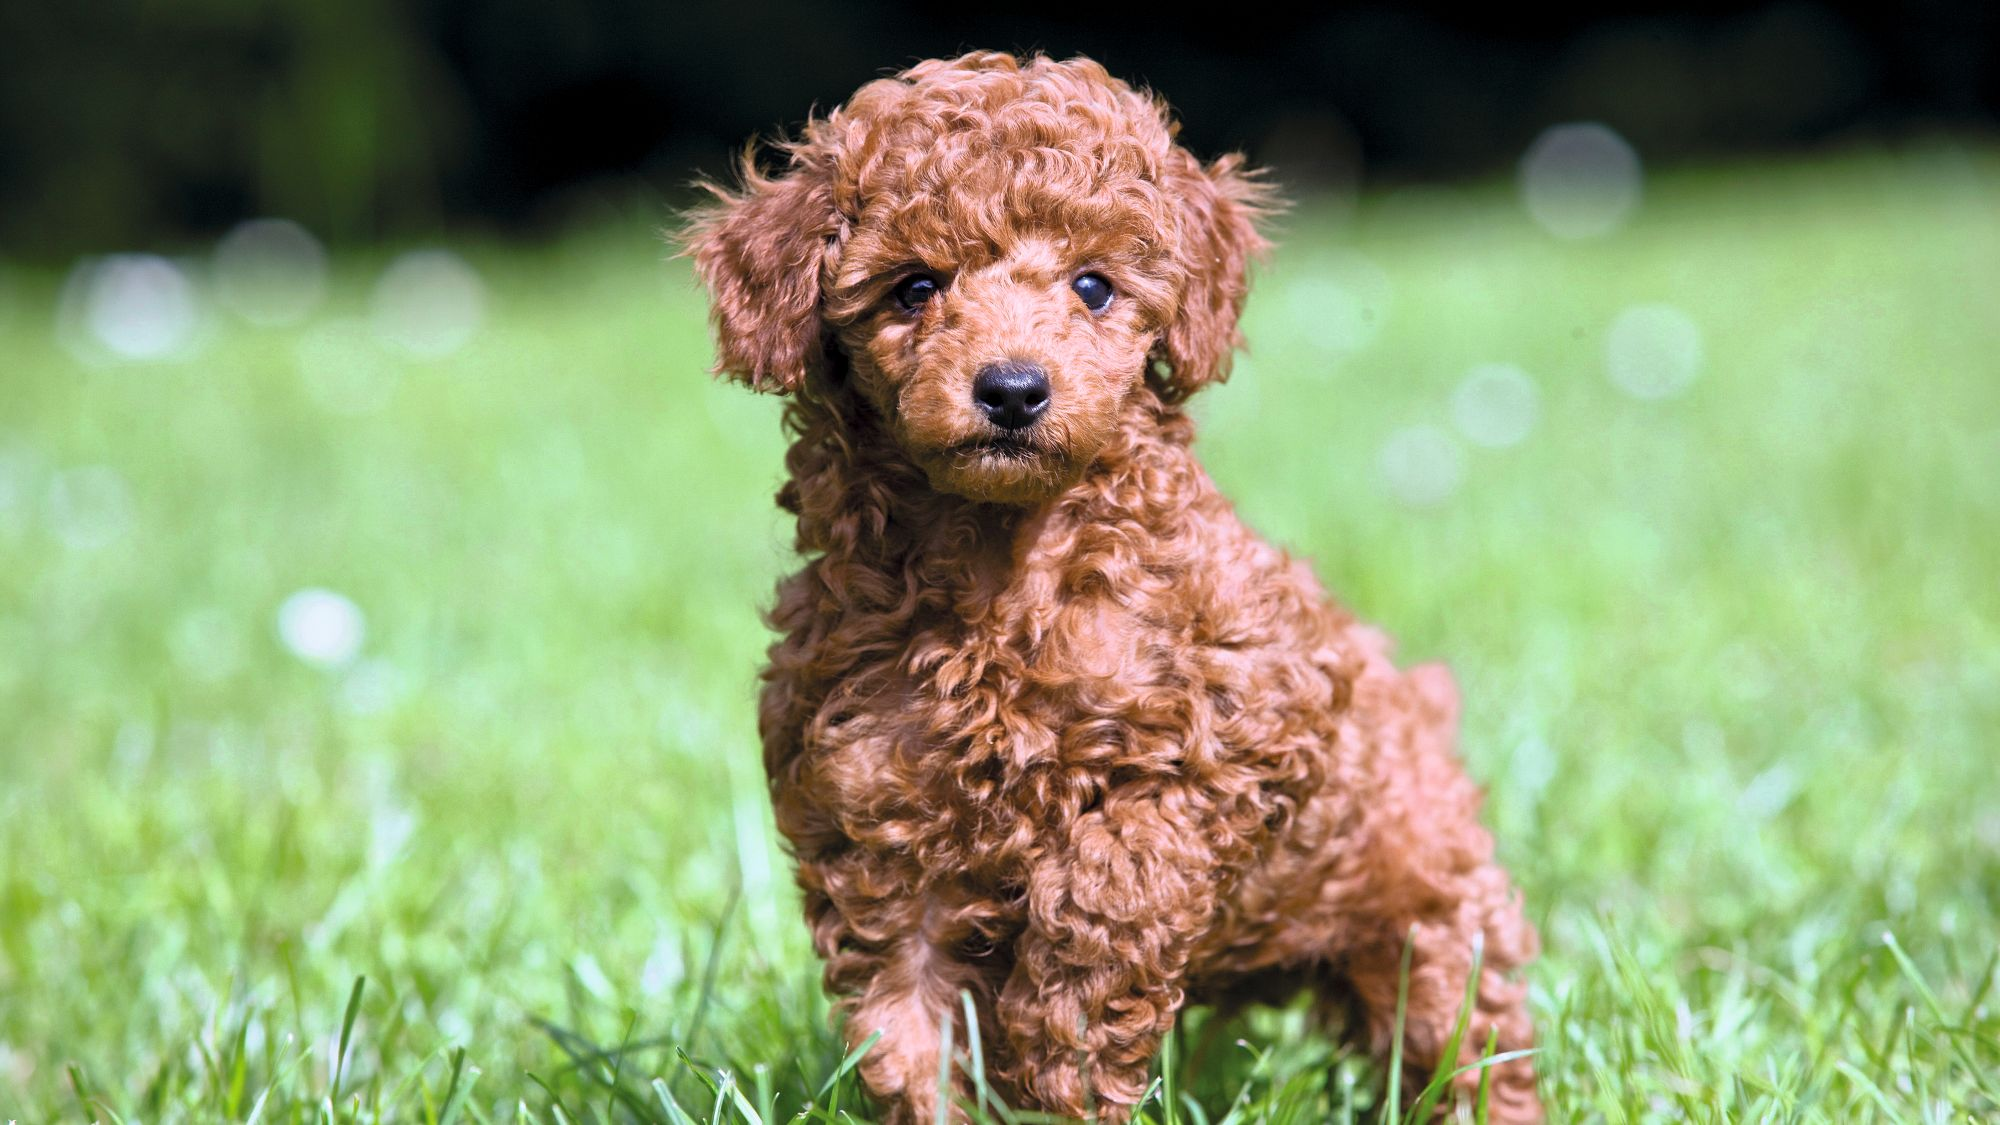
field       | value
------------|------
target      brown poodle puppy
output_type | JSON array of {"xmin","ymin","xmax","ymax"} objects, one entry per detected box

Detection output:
[{"xmin": 686, "ymin": 51, "xmax": 1539, "ymax": 1124}]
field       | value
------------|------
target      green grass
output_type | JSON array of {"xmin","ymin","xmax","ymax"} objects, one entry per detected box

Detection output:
[{"xmin": 3, "ymin": 144, "xmax": 1999, "ymax": 1123}]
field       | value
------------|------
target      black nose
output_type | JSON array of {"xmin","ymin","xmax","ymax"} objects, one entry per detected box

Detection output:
[{"xmin": 971, "ymin": 361, "xmax": 1051, "ymax": 431}]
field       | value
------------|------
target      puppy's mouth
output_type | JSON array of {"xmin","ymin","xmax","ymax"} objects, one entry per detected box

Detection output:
[
  {"xmin": 915, "ymin": 426, "xmax": 1085, "ymax": 505},
  {"xmin": 950, "ymin": 434, "xmax": 1042, "ymax": 462}
]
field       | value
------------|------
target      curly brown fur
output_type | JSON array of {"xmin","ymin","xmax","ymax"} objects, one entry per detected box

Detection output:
[{"xmin": 684, "ymin": 51, "xmax": 1540, "ymax": 1124}]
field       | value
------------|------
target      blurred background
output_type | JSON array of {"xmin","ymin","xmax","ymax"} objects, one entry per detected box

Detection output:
[
  {"xmin": 4, "ymin": 3, "xmax": 2000, "ymax": 1122},
  {"xmin": 2, "ymin": 1, "xmax": 1996, "ymax": 255}
]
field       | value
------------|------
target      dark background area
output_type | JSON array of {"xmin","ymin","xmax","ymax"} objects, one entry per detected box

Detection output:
[{"xmin": 1, "ymin": 0, "xmax": 1994, "ymax": 259}]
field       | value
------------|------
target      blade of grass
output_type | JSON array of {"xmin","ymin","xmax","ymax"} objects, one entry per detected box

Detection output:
[
  {"xmin": 1408, "ymin": 932, "xmax": 1484, "ymax": 1122},
  {"xmin": 532, "ymin": 1016, "xmax": 661, "ymax": 1122},
  {"xmin": 436, "ymin": 1048, "xmax": 478, "ymax": 1125},
  {"xmin": 820, "ymin": 1032, "xmax": 888, "ymax": 1096},
  {"xmin": 1474, "ymin": 1027, "xmax": 1497, "ymax": 1125},
  {"xmin": 1883, "ymin": 932, "xmax": 1999, "ymax": 1100},
  {"xmin": 227, "ymin": 1016, "xmax": 252, "ymax": 1118},
  {"xmin": 1833, "ymin": 1060, "xmax": 1902, "ymax": 1119},
  {"xmin": 1963, "ymin": 947, "xmax": 2000, "ymax": 1028},
  {"xmin": 68, "ymin": 1063, "xmax": 95, "ymax": 1121},
  {"xmin": 653, "ymin": 1077, "xmax": 702, "ymax": 1125},
  {"xmin": 959, "ymin": 991, "xmax": 992, "ymax": 1121},
  {"xmin": 684, "ymin": 883, "xmax": 744, "ymax": 1063},
  {"xmin": 934, "ymin": 1002, "xmax": 955, "ymax": 1125},
  {"xmin": 1444, "ymin": 1049, "xmax": 1539, "ymax": 1083},
  {"xmin": 1379, "ymin": 925, "xmax": 1417, "ymax": 1125},
  {"xmin": 331, "ymin": 976, "xmax": 367, "ymax": 1104},
  {"xmin": 709, "ymin": 1070, "xmax": 734, "ymax": 1125},
  {"xmin": 604, "ymin": 1010, "xmax": 640, "ymax": 1120},
  {"xmin": 723, "ymin": 1071, "xmax": 765, "ymax": 1125},
  {"xmin": 754, "ymin": 1063, "xmax": 778, "ymax": 1125},
  {"xmin": 246, "ymin": 1045, "xmax": 316, "ymax": 1125},
  {"xmin": 527, "ymin": 1072, "xmax": 582, "ymax": 1125}
]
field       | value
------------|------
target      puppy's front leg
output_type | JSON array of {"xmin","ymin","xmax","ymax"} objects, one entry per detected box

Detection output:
[
  {"xmin": 997, "ymin": 797, "xmax": 1219, "ymax": 1123},
  {"xmin": 842, "ymin": 937, "xmax": 969, "ymax": 1123},
  {"xmin": 814, "ymin": 888, "xmax": 987, "ymax": 1125}
]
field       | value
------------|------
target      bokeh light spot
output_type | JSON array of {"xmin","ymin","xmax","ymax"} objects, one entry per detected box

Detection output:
[
  {"xmin": 60, "ymin": 255, "xmax": 201, "ymax": 361},
  {"xmin": 1519, "ymin": 123, "xmax": 1643, "ymax": 239},
  {"xmin": 1607, "ymin": 304, "xmax": 1704, "ymax": 399},
  {"xmin": 1451, "ymin": 362, "xmax": 1541, "ymax": 448},
  {"xmin": 213, "ymin": 218, "xmax": 328, "ymax": 326},
  {"xmin": 370, "ymin": 249, "xmax": 485, "ymax": 358},
  {"xmin": 277, "ymin": 588, "xmax": 366, "ymax": 669},
  {"xmin": 1377, "ymin": 424, "xmax": 1465, "ymax": 508}
]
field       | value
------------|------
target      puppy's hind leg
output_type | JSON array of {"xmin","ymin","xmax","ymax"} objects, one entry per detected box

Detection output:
[
  {"xmin": 1329, "ymin": 663, "xmax": 1542, "ymax": 1122},
  {"xmin": 1336, "ymin": 870, "xmax": 1540, "ymax": 1122}
]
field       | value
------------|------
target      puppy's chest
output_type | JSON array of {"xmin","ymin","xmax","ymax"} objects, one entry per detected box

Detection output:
[{"xmin": 812, "ymin": 598, "xmax": 1174, "ymax": 856}]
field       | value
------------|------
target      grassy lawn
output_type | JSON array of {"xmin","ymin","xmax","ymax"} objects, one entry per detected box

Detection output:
[{"xmin": 3, "ymin": 145, "xmax": 1998, "ymax": 1123}]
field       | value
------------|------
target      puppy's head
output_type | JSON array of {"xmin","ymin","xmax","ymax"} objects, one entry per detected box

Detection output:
[{"xmin": 686, "ymin": 51, "xmax": 1270, "ymax": 505}]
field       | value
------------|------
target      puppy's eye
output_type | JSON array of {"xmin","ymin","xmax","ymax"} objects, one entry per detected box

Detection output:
[
  {"xmin": 1071, "ymin": 273, "xmax": 1113, "ymax": 313},
  {"xmin": 893, "ymin": 273, "xmax": 940, "ymax": 311}
]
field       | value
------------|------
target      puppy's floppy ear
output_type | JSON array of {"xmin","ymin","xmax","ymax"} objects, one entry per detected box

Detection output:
[
  {"xmin": 1153, "ymin": 153, "xmax": 1275, "ymax": 402},
  {"xmin": 683, "ymin": 143, "xmax": 843, "ymax": 393}
]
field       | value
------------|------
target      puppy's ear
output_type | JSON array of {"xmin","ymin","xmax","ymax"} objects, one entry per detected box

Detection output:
[
  {"xmin": 683, "ymin": 144, "xmax": 843, "ymax": 393},
  {"xmin": 1153, "ymin": 153, "xmax": 1275, "ymax": 401}
]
